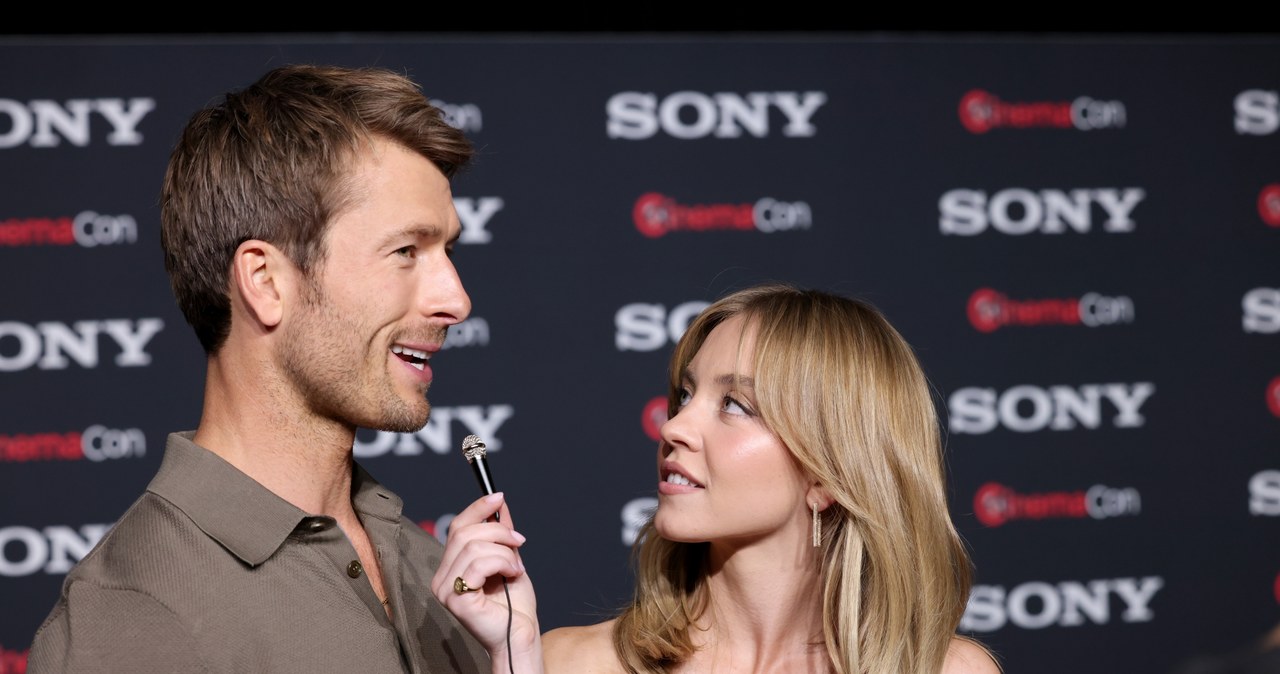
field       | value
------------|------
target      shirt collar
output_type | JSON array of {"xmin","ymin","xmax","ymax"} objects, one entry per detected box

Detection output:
[{"xmin": 148, "ymin": 431, "xmax": 404, "ymax": 566}]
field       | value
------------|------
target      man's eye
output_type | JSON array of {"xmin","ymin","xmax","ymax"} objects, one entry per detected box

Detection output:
[{"xmin": 394, "ymin": 246, "xmax": 415, "ymax": 257}]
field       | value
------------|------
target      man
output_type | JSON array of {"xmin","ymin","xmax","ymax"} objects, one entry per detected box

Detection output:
[{"xmin": 28, "ymin": 64, "xmax": 535, "ymax": 673}]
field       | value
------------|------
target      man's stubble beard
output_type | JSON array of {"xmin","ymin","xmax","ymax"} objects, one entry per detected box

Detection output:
[{"xmin": 280, "ymin": 278, "xmax": 433, "ymax": 434}]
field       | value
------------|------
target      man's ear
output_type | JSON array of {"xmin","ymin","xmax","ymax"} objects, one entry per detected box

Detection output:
[{"xmin": 231, "ymin": 239, "xmax": 294, "ymax": 330}]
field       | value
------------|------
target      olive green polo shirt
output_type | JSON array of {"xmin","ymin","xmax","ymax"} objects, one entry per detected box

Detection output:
[{"xmin": 28, "ymin": 431, "xmax": 489, "ymax": 673}]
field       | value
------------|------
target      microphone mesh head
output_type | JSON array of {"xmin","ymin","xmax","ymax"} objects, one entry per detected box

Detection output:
[{"xmin": 462, "ymin": 434, "xmax": 487, "ymax": 463}]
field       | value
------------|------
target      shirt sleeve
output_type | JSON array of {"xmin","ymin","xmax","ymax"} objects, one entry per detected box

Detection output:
[{"xmin": 28, "ymin": 581, "xmax": 208, "ymax": 674}]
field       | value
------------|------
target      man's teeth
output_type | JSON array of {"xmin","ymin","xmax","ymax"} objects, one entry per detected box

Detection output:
[
  {"xmin": 392, "ymin": 345, "xmax": 429, "ymax": 371},
  {"xmin": 666, "ymin": 473, "xmax": 696, "ymax": 487}
]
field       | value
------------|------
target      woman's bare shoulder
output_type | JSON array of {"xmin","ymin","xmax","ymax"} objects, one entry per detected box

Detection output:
[
  {"xmin": 942, "ymin": 635, "xmax": 1003, "ymax": 674},
  {"xmin": 543, "ymin": 618, "xmax": 624, "ymax": 674}
]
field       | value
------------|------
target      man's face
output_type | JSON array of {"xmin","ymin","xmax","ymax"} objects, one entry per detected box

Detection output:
[{"xmin": 281, "ymin": 137, "xmax": 471, "ymax": 433}]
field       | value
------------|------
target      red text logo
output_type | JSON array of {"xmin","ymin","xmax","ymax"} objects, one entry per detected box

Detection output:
[
  {"xmin": 632, "ymin": 193, "xmax": 811, "ymax": 238},
  {"xmin": 959, "ymin": 89, "xmax": 1126, "ymax": 134},
  {"xmin": 974, "ymin": 482, "xmax": 1141, "ymax": 527},
  {"xmin": 968, "ymin": 288, "xmax": 1134, "ymax": 332}
]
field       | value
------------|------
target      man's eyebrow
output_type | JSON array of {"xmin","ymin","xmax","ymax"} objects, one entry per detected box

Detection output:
[{"xmin": 375, "ymin": 224, "xmax": 445, "ymax": 248}]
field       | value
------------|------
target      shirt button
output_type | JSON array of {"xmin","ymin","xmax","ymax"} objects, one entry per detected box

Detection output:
[{"xmin": 347, "ymin": 560, "xmax": 363, "ymax": 578}]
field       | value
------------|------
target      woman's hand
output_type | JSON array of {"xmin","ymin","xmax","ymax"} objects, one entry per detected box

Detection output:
[{"xmin": 430, "ymin": 492, "xmax": 543, "ymax": 673}]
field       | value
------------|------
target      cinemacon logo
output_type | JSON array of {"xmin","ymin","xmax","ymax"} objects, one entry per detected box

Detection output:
[
  {"xmin": 958, "ymin": 89, "xmax": 1126, "ymax": 134},
  {"xmin": 0, "ymin": 523, "xmax": 110, "ymax": 576},
  {"xmin": 960, "ymin": 576, "xmax": 1162, "ymax": 631},
  {"xmin": 0, "ymin": 318, "xmax": 163, "ymax": 371},
  {"xmin": 1258, "ymin": 184, "xmax": 1280, "ymax": 227},
  {"xmin": 0, "ymin": 97, "xmax": 155, "ymax": 148},
  {"xmin": 0, "ymin": 211, "xmax": 138, "ymax": 247},
  {"xmin": 948, "ymin": 383, "xmax": 1154, "ymax": 434},
  {"xmin": 429, "ymin": 98, "xmax": 483, "ymax": 133},
  {"xmin": 939, "ymin": 188, "xmax": 1144, "ymax": 235},
  {"xmin": 606, "ymin": 91, "xmax": 827, "ymax": 140},
  {"xmin": 1235, "ymin": 89, "xmax": 1279, "ymax": 135},
  {"xmin": 967, "ymin": 288, "xmax": 1134, "ymax": 333},
  {"xmin": 0, "ymin": 427, "xmax": 146, "ymax": 463},
  {"xmin": 631, "ymin": 192, "xmax": 812, "ymax": 238},
  {"xmin": 974, "ymin": 482, "xmax": 1141, "ymax": 527},
  {"xmin": 1269, "ymin": 376, "xmax": 1280, "ymax": 419}
]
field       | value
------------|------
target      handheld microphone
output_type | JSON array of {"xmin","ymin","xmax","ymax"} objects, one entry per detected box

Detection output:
[
  {"xmin": 460, "ymin": 434, "xmax": 516, "ymax": 674},
  {"xmin": 462, "ymin": 434, "xmax": 499, "ymax": 522}
]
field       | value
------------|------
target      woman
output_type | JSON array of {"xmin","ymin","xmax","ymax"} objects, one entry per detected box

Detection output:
[
  {"xmin": 546, "ymin": 283, "xmax": 997, "ymax": 673},
  {"xmin": 434, "ymin": 283, "xmax": 1000, "ymax": 674}
]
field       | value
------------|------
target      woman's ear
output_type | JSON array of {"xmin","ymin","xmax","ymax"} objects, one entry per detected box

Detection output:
[{"xmin": 807, "ymin": 483, "xmax": 835, "ymax": 512}]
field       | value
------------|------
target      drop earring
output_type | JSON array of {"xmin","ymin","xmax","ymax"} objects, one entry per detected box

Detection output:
[{"xmin": 811, "ymin": 502, "xmax": 821, "ymax": 548}]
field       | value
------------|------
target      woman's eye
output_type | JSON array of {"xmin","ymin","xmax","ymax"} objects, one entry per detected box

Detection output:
[
  {"xmin": 394, "ymin": 245, "xmax": 415, "ymax": 258},
  {"xmin": 722, "ymin": 396, "xmax": 748, "ymax": 415},
  {"xmin": 676, "ymin": 388, "xmax": 692, "ymax": 407}
]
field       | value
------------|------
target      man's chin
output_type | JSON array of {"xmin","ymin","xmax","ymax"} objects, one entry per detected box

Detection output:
[{"xmin": 362, "ymin": 401, "xmax": 431, "ymax": 434}]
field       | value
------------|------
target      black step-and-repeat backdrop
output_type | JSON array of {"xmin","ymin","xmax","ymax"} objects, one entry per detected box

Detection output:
[{"xmin": 1, "ymin": 33, "xmax": 1277, "ymax": 674}]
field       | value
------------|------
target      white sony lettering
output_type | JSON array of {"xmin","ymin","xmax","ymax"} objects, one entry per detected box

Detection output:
[
  {"xmin": 0, "ymin": 321, "xmax": 42, "ymax": 372},
  {"xmin": 960, "ymin": 576, "xmax": 1163, "ymax": 631},
  {"xmin": 1249, "ymin": 470, "xmax": 1280, "ymax": 515},
  {"xmin": 454, "ymin": 197, "xmax": 503, "ymax": 244},
  {"xmin": 352, "ymin": 405, "xmax": 516, "ymax": 458},
  {"xmin": 770, "ymin": 92, "xmax": 826, "ymax": 137},
  {"xmin": 1110, "ymin": 577, "xmax": 1163, "ymax": 621},
  {"xmin": 620, "ymin": 497, "xmax": 658, "ymax": 546},
  {"xmin": 947, "ymin": 388, "xmax": 999, "ymax": 434},
  {"xmin": 92, "ymin": 98, "xmax": 155, "ymax": 145},
  {"xmin": 949, "ymin": 383, "xmax": 1154, "ymax": 434},
  {"xmin": 1235, "ymin": 89, "xmax": 1279, "ymax": 135},
  {"xmin": 0, "ymin": 524, "xmax": 110, "ymax": 576},
  {"xmin": 714, "ymin": 92, "xmax": 771, "ymax": 138},
  {"xmin": 1243, "ymin": 288, "xmax": 1280, "ymax": 333},
  {"xmin": 606, "ymin": 92, "xmax": 659, "ymax": 140},
  {"xmin": 1092, "ymin": 188, "xmax": 1144, "ymax": 232},
  {"xmin": 1, "ymin": 319, "xmax": 164, "ymax": 370},
  {"xmin": 938, "ymin": 188, "xmax": 1143, "ymax": 235},
  {"xmin": 1058, "ymin": 580, "xmax": 1111, "ymax": 626},
  {"xmin": 0, "ymin": 99, "xmax": 34, "ymax": 148},
  {"xmin": 1102, "ymin": 382, "xmax": 1155, "ymax": 427},
  {"xmin": 1006, "ymin": 581, "xmax": 1060, "ymax": 628},
  {"xmin": 615, "ymin": 301, "xmax": 710, "ymax": 352},
  {"xmin": 615, "ymin": 303, "xmax": 668, "ymax": 352},
  {"xmin": 606, "ymin": 91, "xmax": 825, "ymax": 140},
  {"xmin": 0, "ymin": 98, "xmax": 155, "ymax": 149}
]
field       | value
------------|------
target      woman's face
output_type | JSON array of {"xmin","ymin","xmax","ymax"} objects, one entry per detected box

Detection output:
[{"xmin": 653, "ymin": 315, "xmax": 814, "ymax": 548}]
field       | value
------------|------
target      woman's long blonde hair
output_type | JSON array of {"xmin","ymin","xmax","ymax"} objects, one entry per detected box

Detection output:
[{"xmin": 612, "ymin": 283, "xmax": 975, "ymax": 674}]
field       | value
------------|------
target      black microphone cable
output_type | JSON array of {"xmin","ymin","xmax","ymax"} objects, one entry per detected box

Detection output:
[{"xmin": 462, "ymin": 434, "xmax": 515, "ymax": 674}]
